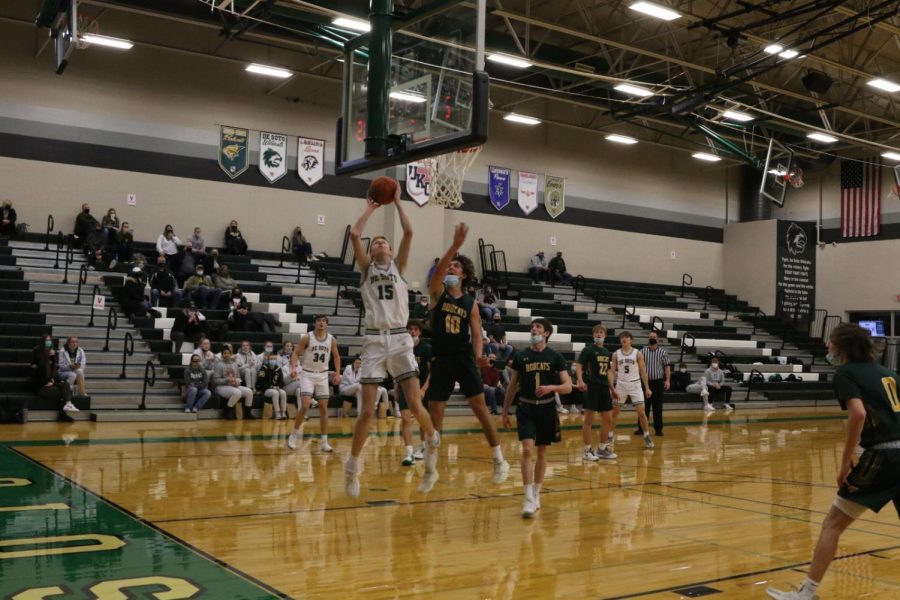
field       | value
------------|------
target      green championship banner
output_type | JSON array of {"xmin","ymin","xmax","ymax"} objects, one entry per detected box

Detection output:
[
  {"xmin": 218, "ymin": 125, "xmax": 249, "ymax": 179},
  {"xmin": 544, "ymin": 175, "xmax": 565, "ymax": 219}
]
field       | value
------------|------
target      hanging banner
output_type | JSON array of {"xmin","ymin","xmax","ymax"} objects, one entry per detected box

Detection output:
[
  {"xmin": 218, "ymin": 125, "xmax": 249, "ymax": 179},
  {"xmin": 297, "ymin": 137, "xmax": 325, "ymax": 186},
  {"xmin": 776, "ymin": 220, "xmax": 816, "ymax": 324},
  {"xmin": 406, "ymin": 159, "xmax": 434, "ymax": 207},
  {"xmin": 258, "ymin": 131, "xmax": 288, "ymax": 184},
  {"xmin": 545, "ymin": 175, "xmax": 566, "ymax": 219},
  {"xmin": 517, "ymin": 171, "xmax": 538, "ymax": 215},
  {"xmin": 488, "ymin": 166, "xmax": 511, "ymax": 211}
]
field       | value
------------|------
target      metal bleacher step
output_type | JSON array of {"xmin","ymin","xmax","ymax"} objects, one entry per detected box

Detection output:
[{"xmin": 91, "ymin": 410, "xmax": 198, "ymax": 422}]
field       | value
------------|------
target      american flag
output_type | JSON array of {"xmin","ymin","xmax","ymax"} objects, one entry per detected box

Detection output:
[{"xmin": 841, "ymin": 158, "xmax": 881, "ymax": 238}]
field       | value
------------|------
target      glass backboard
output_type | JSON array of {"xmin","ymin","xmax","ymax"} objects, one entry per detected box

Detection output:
[{"xmin": 759, "ymin": 138, "xmax": 794, "ymax": 207}]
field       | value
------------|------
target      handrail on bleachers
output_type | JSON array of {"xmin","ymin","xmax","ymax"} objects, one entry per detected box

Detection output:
[
  {"xmin": 62, "ymin": 235, "xmax": 74, "ymax": 283},
  {"xmin": 680, "ymin": 273, "xmax": 692, "ymax": 297},
  {"xmin": 651, "ymin": 316, "xmax": 664, "ymax": 333},
  {"xmin": 139, "ymin": 360, "xmax": 156, "ymax": 411},
  {"xmin": 746, "ymin": 368, "xmax": 763, "ymax": 401},
  {"xmin": 339, "ymin": 225, "xmax": 351, "ymax": 264},
  {"xmin": 591, "ymin": 288, "xmax": 607, "ymax": 314},
  {"xmin": 75, "ymin": 265, "xmax": 89, "ymax": 305},
  {"xmin": 679, "ymin": 332, "xmax": 695, "ymax": 362},
  {"xmin": 621, "ymin": 304, "xmax": 635, "ymax": 328},
  {"xmin": 53, "ymin": 231, "xmax": 64, "ymax": 269},
  {"xmin": 279, "ymin": 236, "xmax": 291, "ymax": 268},
  {"xmin": 751, "ymin": 307, "xmax": 765, "ymax": 335},
  {"xmin": 103, "ymin": 307, "xmax": 118, "ymax": 351},
  {"xmin": 573, "ymin": 275, "xmax": 585, "ymax": 302},
  {"xmin": 119, "ymin": 332, "xmax": 134, "ymax": 379},
  {"xmin": 87, "ymin": 283, "xmax": 102, "ymax": 327},
  {"xmin": 44, "ymin": 214, "xmax": 54, "ymax": 251},
  {"xmin": 702, "ymin": 285, "xmax": 714, "ymax": 310}
]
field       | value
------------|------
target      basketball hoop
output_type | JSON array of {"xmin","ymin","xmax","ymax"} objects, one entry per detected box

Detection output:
[
  {"xmin": 427, "ymin": 145, "xmax": 482, "ymax": 209},
  {"xmin": 784, "ymin": 166, "xmax": 805, "ymax": 189},
  {"xmin": 74, "ymin": 15, "xmax": 100, "ymax": 49}
]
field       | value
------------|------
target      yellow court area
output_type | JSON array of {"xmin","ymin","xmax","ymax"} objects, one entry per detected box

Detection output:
[{"xmin": 3, "ymin": 407, "xmax": 900, "ymax": 599}]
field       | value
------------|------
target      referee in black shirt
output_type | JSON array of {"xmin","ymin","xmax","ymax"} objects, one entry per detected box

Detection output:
[{"xmin": 636, "ymin": 330, "xmax": 670, "ymax": 436}]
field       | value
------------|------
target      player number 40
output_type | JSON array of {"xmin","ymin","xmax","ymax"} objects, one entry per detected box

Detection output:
[{"xmin": 882, "ymin": 377, "xmax": 900, "ymax": 412}]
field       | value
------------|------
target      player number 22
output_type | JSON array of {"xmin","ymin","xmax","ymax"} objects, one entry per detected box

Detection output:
[
  {"xmin": 377, "ymin": 284, "xmax": 394, "ymax": 300},
  {"xmin": 882, "ymin": 377, "xmax": 900, "ymax": 412},
  {"xmin": 445, "ymin": 314, "xmax": 461, "ymax": 334}
]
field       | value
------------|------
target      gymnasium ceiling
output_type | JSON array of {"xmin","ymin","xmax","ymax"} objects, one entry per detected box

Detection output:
[{"xmin": 6, "ymin": 0, "xmax": 900, "ymax": 168}]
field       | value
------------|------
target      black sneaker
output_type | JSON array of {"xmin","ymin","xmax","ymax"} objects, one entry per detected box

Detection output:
[{"xmin": 633, "ymin": 429, "xmax": 644, "ymax": 436}]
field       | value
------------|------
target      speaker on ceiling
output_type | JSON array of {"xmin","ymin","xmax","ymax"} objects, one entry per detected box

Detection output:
[{"xmin": 802, "ymin": 71, "xmax": 833, "ymax": 95}]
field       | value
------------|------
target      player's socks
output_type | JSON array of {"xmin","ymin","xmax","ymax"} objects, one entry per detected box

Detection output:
[{"xmin": 492, "ymin": 445, "xmax": 503, "ymax": 461}]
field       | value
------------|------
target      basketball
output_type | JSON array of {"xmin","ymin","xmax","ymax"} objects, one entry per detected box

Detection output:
[{"xmin": 367, "ymin": 176, "xmax": 399, "ymax": 206}]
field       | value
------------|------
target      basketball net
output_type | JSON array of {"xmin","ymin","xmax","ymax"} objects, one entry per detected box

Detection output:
[
  {"xmin": 427, "ymin": 145, "xmax": 482, "ymax": 209},
  {"xmin": 783, "ymin": 166, "xmax": 804, "ymax": 189},
  {"xmin": 74, "ymin": 15, "xmax": 100, "ymax": 49}
]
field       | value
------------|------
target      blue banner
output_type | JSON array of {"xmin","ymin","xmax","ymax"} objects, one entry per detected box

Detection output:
[{"xmin": 489, "ymin": 166, "xmax": 511, "ymax": 211}]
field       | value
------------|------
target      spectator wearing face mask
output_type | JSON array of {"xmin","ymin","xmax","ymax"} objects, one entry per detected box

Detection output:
[
  {"xmin": 485, "ymin": 312, "xmax": 514, "ymax": 363},
  {"xmin": 183, "ymin": 264, "xmax": 221, "ymax": 310},
  {"xmin": 671, "ymin": 362, "xmax": 692, "ymax": 391},
  {"xmin": 411, "ymin": 295, "xmax": 430, "ymax": 321},
  {"xmin": 476, "ymin": 284, "xmax": 501, "ymax": 323},
  {"xmin": 224, "ymin": 220, "xmax": 248, "ymax": 255},
  {"xmin": 171, "ymin": 303, "xmax": 207, "ymax": 351},
  {"xmin": 101, "ymin": 208, "xmax": 120, "ymax": 243},
  {"xmin": 184, "ymin": 354, "xmax": 211, "ymax": 413},
  {"xmin": 73, "ymin": 203, "xmax": 99, "ymax": 248},
  {"xmin": 702, "ymin": 357, "xmax": 734, "ymax": 411},
  {"xmin": 85, "ymin": 221, "xmax": 110, "ymax": 269},
  {"xmin": 637, "ymin": 330, "xmax": 670, "ymax": 437},
  {"xmin": 227, "ymin": 287, "xmax": 277, "ymax": 332},
  {"xmin": 213, "ymin": 346, "xmax": 254, "ymax": 420},
  {"xmin": 156, "ymin": 224, "xmax": 182, "ymax": 267},
  {"xmin": 235, "ymin": 340, "xmax": 260, "ymax": 391},
  {"xmin": 116, "ymin": 222, "xmax": 134, "ymax": 263},
  {"xmin": 212, "ymin": 264, "xmax": 237, "ymax": 308},
  {"xmin": 121, "ymin": 267, "xmax": 159, "ymax": 319},
  {"xmin": 192, "ymin": 337, "xmax": 217, "ymax": 381},
  {"xmin": 149, "ymin": 256, "xmax": 182, "ymax": 308},
  {"xmin": 257, "ymin": 353, "xmax": 288, "ymax": 419}
]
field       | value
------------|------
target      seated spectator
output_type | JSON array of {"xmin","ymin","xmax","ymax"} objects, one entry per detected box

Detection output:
[
  {"xmin": 177, "ymin": 245, "xmax": 197, "ymax": 286},
  {"xmin": 340, "ymin": 356, "xmax": 388, "ymax": 417},
  {"xmin": 213, "ymin": 264, "xmax": 237, "ymax": 307},
  {"xmin": 171, "ymin": 303, "xmax": 207, "ymax": 351},
  {"xmin": 548, "ymin": 251, "xmax": 573, "ymax": 285},
  {"xmin": 31, "ymin": 335, "xmax": 77, "ymax": 422},
  {"xmin": 281, "ymin": 359, "xmax": 302, "ymax": 408},
  {"xmin": 188, "ymin": 227, "xmax": 206, "ymax": 256},
  {"xmin": 184, "ymin": 355, "xmax": 211, "ymax": 413},
  {"xmin": 257, "ymin": 352, "xmax": 288, "ymax": 419},
  {"xmin": 480, "ymin": 353, "xmax": 504, "ymax": 415},
  {"xmin": 85, "ymin": 221, "xmax": 111, "ymax": 268},
  {"xmin": 235, "ymin": 340, "xmax": 260, "ymax": 391},
  {"xmin": 704, "ymin": 357, "xmax": 734, "ymax": 411},
  {"xmin": 121, "ymin": 267, "xmax": 159, "ymax": 319},
  {"xmin": 202, "ymin": 248, "xmax": 221, "ymax": 274},
  {"xmin": 485, "ymin": 313, "xmax": 514, "ymax": 363},
  {"xmin": 671, "ymin": 362, "xmax": 691, "ymax": 392},
  {"xmin": 410, "ymin": 295, "xmax": 430, "ymax": 322},
  {"xmin": 212, "ymin": 346, "xmax": 254, "ymax": 420},
  {"xmin": 183, "ymin": 264, "xmax": 221, "ymax": 310},
  {"xmin": 116, "ymin": 222, "xmax": 134, "ymax": 263},
  {"xmin": 476, "ymin": 284, "xmax": 501, "ymax": 322},
  {"xmin": 224, "ymin": 220, "xmax": 247, "ymax": 255},
  {"xmin": 0, "ymin": 200, "xmax": 17, "ymax": 237},
  {"xmin": 192, "ymin": 337, "xmax": 216, "ymax": 381},
  {"xmin": 227, "ymin": 287, "xmax": 277, "ymax": 332},
  {"xmin": 73, "ymin": 203, "xmax": 98, "ymax": 248},
  {"xmin": 291, "ymin": 226, "xmax": 313, "ymax": 265},
  {"xmin": 58, "ymin": 336, "xmax": 86, "ymax": 396},
  {"xmin": 527, "ymin": 251, "xmax": 548, "ymax": 283},
  {"xmin": 277, "ymin": 341, "xmax": 294, "ymax": 367},
  {"xmin": 156, "ymin": 224, "xmax": 182, "ymax": 270},
  {"xmin": 101, "ymin": 208, "xmax": 120, "ymax": 243},
  {"xmin": 149, "ymin": 256, "xmax": 182, "ymax": 308}
]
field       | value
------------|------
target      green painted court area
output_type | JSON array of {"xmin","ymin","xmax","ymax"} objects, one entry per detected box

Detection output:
[{"xmin": 0, "ymin": 446, "xmax": 278, "ymax": 599}]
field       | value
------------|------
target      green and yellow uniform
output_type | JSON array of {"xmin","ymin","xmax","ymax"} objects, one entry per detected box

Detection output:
[
  {"xmin": 833, "ymin": 361, "xmax": 900, "ymax": 515},
  {"xmin": 426, "ymin": 292, "xmax": 482, "ymax": 400},
  {"xmin": 511, "ymin": 346, "xmax": 567, "ymax": 446},
  {"xmin": 577, "ymin": 343, "xmax": 612, "ymax": 412}
]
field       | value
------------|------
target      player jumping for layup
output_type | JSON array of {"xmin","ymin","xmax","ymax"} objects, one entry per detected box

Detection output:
[
  {"xmin": 426, "ymin": 223, "xmax": 510, "ymax": 483},
  {"xmin": 344, "ymin": 188, "xmax": 440, "ymax": 498}
]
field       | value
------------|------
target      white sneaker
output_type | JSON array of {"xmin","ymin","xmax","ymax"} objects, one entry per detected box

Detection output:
[
  {"xmin": 320, "ymin": 440, "xmax": 333, "ymax": 453},
  {"xmin": 311, "ymin": 399, "xmax": 319, "ymax": 409},
  {"xmin": 184, "ymin": 408, "xmax": 191, "ymax": 413},
  {"xmin": 191, "ymin": 408, "xmax": 198, "ymax": 413},
  {"xmin": 424, "ymin": 442, "xmax": 439, "ymax": 475},
  {"xmin": 595, "ymin": 447, "xmax": 618, "ymax": 460},
  {"xmin": 344, "ymin": 463, "xmax": 360, "ymax": 498},
  {"xmin": 534, "ymin": 493, "xmax": 542, "ymax": 511},
  {"xmin": 766, "ymin": 587, "xmax": 817, "ymax": 600},
  {"xmin": 492, "ymin": 459, "xmax": 510, "ymax": 484},
  {"xmin": 644, "ymin": 435, "xmax": 655, "ymax": 449},
  {"xmin": 63, "ymin": 401, "xmax": 79, "ymax": 413},
  {"xmin": 557, "ymin": 406, "xmax": 569, "ymax": 415},
  {"xmin": 287, "ymin": 431, "xmax": 298, "ymax": 450},
  {"xmin": 725, "ymin": 403, "xmax": 735, "ymax": 412},
  {"xmin": 583, "ymin": 448, "xmax": 599, "ymax": 462},
  {"xmin": 417, "ymin": 470, "xmax": 439, "ymax": 493},
  {"xmin": 413, "ymin": 445, "xmax": 425, "ymax": 460},
  {"xmin": 569, "ymin": 406, "xmax": 581, "ymax": 414},
  {"xmin": 401, "ymin": 453, "xmax": 414, "ymax": 466},
  {"xmin": 703, "ymin": 404, "xmax": 716, "ymax": 412},
  {"xmin": 522, "ymin": 497, "xmax": 538, "ymax": 519}
]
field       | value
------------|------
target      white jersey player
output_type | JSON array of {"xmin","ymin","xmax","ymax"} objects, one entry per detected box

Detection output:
[
  {"xmin": 343, "ymin": 187, "xmax": 440, "ymax": 499},
  {"xmin": 288, "ymin": 315, "xmax": 341, "ymax": 452},
  {"xmin": 608, "ymin": 330, "xmax": 655, "ymax": 449}
]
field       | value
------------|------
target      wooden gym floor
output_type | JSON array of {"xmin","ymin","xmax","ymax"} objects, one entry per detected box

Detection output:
[{"xmin": 1, "ymin": 407, "xmax": 899, "ymax": 599}]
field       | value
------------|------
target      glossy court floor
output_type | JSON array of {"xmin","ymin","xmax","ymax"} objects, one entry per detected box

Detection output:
[{"xmin": 1, "ymin": 407, "xmax": 899, "ymax": 599}]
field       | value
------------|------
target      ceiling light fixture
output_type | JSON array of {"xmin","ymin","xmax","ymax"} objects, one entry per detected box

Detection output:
[
  {"xmin": 331, "ymin": 17, "xmax": 371, "ymax": 32},
  {"xmin": 628, "ymin": 2, "xmax": 681, "ymax": 21},
  {"xmin": 245, "ymin": 63, "xmax": 292, "ymax": 78},
  {"xmin": 807, "ymin": 132, "xmax": 838, "ymax": 143},
  {"xmin": 487, "ymin": 53, "xmax": 533, "ymax": 69},
  {"xmin": 778, "ymin": 49, "xmax": 799, "ymax": 59},
  {"xmin": 614, "ymin": 83, "xmax": 654, "ymax": 97},
  {"xmin": 881, "ymin": 151, "xmax": 900, "ymax": 161},
  {"xmin": 390, "ymin": 90, "xmax": 427, "ymax": 103},
  {"xmin": 80, "ymin": 34, "xmax": 133, "ymax": 50},
  {"xmin": 867, "ymin": 78, "xmax": 900, "ymax": 93},
  {"xmin": 764, "ymin": 44, "xmax": 783, "ymax": 54},
  {"xmin": 692, "ymin": 152, "xmax": 722, "ymax": 162},
  {"xmin": 605, "ymin": 134, "xmax": 638, "ymax": 144},
  {"xmin": 504, "ymin": 113, "xmax": 541, "ymax": 125},
  {"xmin": 722, "ymin": 110, "xmax": 754, "ymax": 122}
]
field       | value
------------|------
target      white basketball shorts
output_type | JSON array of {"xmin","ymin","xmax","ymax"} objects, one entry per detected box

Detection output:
[
  {"xmin": 300, "ymin": 371, "xmax": 331, "ymax": 400},
  {"xmin": 614, "ymin": 379, "xmax": 645, "ymax": 405},
  {"xmin": 360, "ymin": 332, "xmax": 418, "ymax": 384}
]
